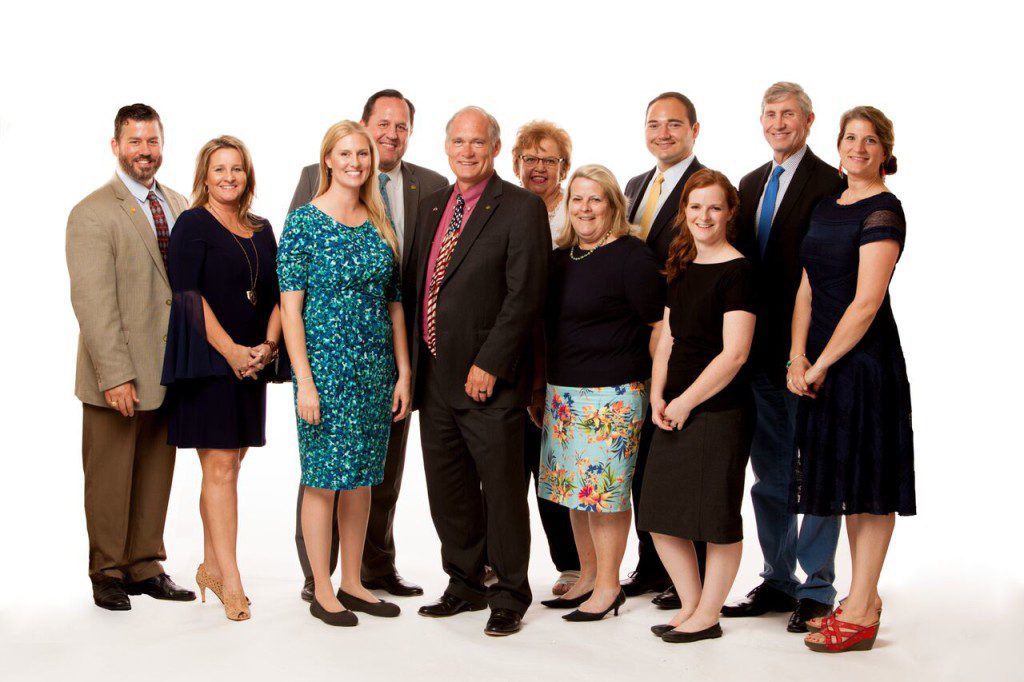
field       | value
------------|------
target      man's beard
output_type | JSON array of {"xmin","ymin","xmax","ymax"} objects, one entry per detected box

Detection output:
[{"xmin": 118, "ymin": 152, "xmax": 162, "ymax": 184}]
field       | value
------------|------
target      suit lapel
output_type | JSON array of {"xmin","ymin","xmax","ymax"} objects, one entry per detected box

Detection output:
[
  {"xmin": 440, "ymin": 175, "xmax": 502, "ymax": 288},
  {"xmin": 646, "ymin": 158, "xmax": 702, "ymax": 247},
  {"xmin": 401, "ymin": 161, "xmax": 420, "ymax": 272},
  {"xmin": 769, "ymin": 149, "xmax": 816, "ymax": 239},
  {"xmin": 111, "ymin": 175, "xmax": 169, "ymax": 284},
  {"xmin": 627, "ymin": 169, "xmax": 655, "ymax": 222},
  {"xmin": 412, "ymin": 186, "xmax": 454, "ymax": 303}
]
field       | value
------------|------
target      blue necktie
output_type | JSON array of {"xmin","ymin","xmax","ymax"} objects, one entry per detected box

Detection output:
[
  {"xmin": 378, "ymin": 173, "xmax": 395, "ymax": 228},
  {"xmin": 757, "ymin": 165, "xmax": 785, "ymax": 257}
]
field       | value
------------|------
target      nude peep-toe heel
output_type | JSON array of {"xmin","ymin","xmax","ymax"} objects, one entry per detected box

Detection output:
[
  {"xmin": 222, "ymin": 590, "xmax": 251, "ymax": 621},
  {"xmin": 196, "ymin": 563, "xmax": 251, "ymax": 607}
]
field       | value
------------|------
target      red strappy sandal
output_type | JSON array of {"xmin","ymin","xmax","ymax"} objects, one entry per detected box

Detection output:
[{"xmin": 804, "ymin": 615, "xmax": 879, "ymax": 653}]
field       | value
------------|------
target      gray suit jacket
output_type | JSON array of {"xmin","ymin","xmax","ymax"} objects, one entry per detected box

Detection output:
[
  {"xmin": 66, "ymin": 175, "xmax": 188, "ymax": 410},
  {"xmin": 287, "ymin": 160, "xmax": 448, "ymax": 272}
]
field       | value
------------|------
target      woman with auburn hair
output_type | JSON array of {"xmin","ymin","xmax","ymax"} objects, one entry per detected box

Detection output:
[
  {"xmin": 790, "ymin": 106, "xmax": 914, "ymax": 653},
  {"xmin": 533, "ymin": 164, "xmax": 665, "ymax": 621},
  {"xmin": 638, "ymin": 168, "xmax": 757, "ymax": 644},
  {"xmin": 162, "ymin": 135, "xmax": 288, "ymax": 621},
  {"xmin": 278, "ymin": 120, "xmax": 411, "ymax": 627}
]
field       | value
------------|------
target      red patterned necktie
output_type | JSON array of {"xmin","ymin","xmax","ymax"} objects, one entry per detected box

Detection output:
[
  {"xmin": 425, "ymin": 194, "xmax": 465, "ymax": 356},
  {"xmin": 147, "ymin": 190, "xmax": 170, "ymax": 268}
]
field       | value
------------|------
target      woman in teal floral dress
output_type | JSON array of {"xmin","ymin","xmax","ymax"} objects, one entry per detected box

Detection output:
[
  {"xmin": 279, "ymin": 121, "xmax": 411, "ymax": 627},
  {"xmin": 531, "ymin": 166, "xmax": 665, "ymax": 620}
]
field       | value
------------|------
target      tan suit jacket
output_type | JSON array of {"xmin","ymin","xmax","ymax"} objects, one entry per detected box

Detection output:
[{"xmin": 67, "ymin": 175, "xmax": 188, "ymax": 411}]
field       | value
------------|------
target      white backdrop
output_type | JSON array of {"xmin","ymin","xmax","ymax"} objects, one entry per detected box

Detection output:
[{"xmin": 1, "ymin": 2, "xmax": 1021, "ymax": 680}]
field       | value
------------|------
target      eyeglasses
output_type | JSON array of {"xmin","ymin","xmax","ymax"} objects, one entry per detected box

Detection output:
[{"xmin": 520, "ymin": 155, "xmax": 564, "ymax": 168}]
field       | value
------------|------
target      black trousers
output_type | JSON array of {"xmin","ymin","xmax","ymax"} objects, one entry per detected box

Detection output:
[
  {"xmin": 632, "ymin": 409, "xmax": 706, "ymax": 581},
  {"xmin": 523, "ymin": 419, "xmax": 580, "ymax": 573},
  {"xmin": 294, "ymin": 416, "xmax": 412, "ymax": 582},
  {"xmin": 418, "ymin": 355, "xmax": 533, "ymax": 614}
]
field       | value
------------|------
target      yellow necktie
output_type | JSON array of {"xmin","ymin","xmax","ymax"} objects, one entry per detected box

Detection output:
[{"xmin": 639, "ymin": 173, "xmax": 664, "ymax": 238}]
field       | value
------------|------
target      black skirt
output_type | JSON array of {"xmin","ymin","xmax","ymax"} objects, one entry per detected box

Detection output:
[
  {"xmin": 638, "ymin": 406, "xmax": 754, "ymax": 544},
  {"xmin": 167, "ymin": 376, "xmax": 266, "ymax": 449}
]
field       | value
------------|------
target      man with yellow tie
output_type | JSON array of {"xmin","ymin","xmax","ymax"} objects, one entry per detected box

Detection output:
[{"xmin": 621, "ymin": 91, "xmax": 706, "ymax": 603}]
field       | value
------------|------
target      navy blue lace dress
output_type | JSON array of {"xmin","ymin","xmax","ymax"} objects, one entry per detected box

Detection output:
[{"xmin": 792, "ymin": 192, "xmax": 916, "ymax": 516}]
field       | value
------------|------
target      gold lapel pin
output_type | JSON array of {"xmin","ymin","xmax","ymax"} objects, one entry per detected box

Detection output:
[
  {"xmin": 410, "ymin": 184, "xmax": 417, "ymax": 190},
  {"xmin": 432, "ymin": 207, "xmax": 439, "ymax": 212},
  {"xmin": 485, "ymin": 205, "xmax": 491, "ymax": 210},
  {"xmin": 131, "ymin": 207, "xmax": 137, "ymax": 213}
]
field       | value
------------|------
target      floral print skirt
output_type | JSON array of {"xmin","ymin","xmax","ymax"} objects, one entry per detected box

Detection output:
[{"xmin": 538, "ymin": 382, "xmax": 648, "ymax": 513}]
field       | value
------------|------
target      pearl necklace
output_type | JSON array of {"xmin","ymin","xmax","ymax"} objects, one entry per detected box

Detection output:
[{"xmin": 569, "ymin": 231, "xmax": 610, "ymax": 261}]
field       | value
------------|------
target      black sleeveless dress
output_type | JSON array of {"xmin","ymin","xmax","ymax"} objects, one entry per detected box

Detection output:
[{"xmin": 792, "ymin": 192, "xmax": 916, "ymax": 516}]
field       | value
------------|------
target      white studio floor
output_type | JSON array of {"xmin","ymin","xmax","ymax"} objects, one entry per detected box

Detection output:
[{"xmin": 2, "ymin": 409, "xmax": 1021, "ymax": 682}]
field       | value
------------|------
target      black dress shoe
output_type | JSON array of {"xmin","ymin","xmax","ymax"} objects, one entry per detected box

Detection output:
[
  {"xmin": 652, "ymin": 585, "xmax": 681, "ymax": 610},
  {"xmin": 310, "ymin": 597, "xmax": 358, "ymax": 627},
  {"xmin": 540, "ymin": 591, "xmax": 593, "ymax": 609},
  {"xmin": 418, "ymin": 592, "xmax": 487, "ymax": 618},
  {"xmin": 620, "ymin": 571, "xmax": 671, "ymax": 597},
  {"xmin": 787, "ymin": 598, "xmax": 832, "ymax": 633},
  {"xmin": 124, "ymin": 574, "xmax": 196, "ymax": 601},
  {"xmin": 361, "ymin": 573, "xmax": 424, "ymax": 597},
  {"xmin": 720, "ymin": 582, "xmax": 796, "ymax": 617},
  {"xmin": 651, "ymin": 623, "xmax": 674, "ymax": 637},
  {"xmin": 484, "ymin": 608, "xmax": 522, "ymax": 636},
  {"xmin": 662, "ymin": 622, "xmax": 723, "ymax": 643},
  {"xmin": 93, "ymin": 579, "xmax": 131, "ymax": 611},
  {"xmin": 337, "ymin": 589, "xmax": 401, "ymax": 617},
  {"xmin": 301, "ymin": 577, "xmax": 314, "ymax": 603},
  {"xmin": 563, "ymin": 589, "xmax": 626, "ymax": 622}
]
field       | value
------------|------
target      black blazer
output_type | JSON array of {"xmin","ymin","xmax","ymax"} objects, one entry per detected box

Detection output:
[
  {"xmin": 287, "ymin": 160, "xmax": 448, "ymax": 273},
  {"xmin": 625, "ymin": 157, "xmax": 706, "ymax": 266},
  {"xmin": 403, "ymin": 174, "xmax": 549, "ymax": 410},
  {"xmin": 735, "ymin": 147, "xmax": 845, "ymax": 384}
]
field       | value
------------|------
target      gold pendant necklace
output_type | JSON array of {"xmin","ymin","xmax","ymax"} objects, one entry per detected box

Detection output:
[{"xmin": 212, "ymin": 206, "xmax": 259, "ymax": 306}]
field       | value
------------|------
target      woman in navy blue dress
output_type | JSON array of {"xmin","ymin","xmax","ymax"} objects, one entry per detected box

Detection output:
[
  {"xmin": 786, "ymin": 107, "xmax": 915, "ymax": 653},
  {"xmin": 162, "ymin": 136, "xmax": 287, "ymax": 621}
]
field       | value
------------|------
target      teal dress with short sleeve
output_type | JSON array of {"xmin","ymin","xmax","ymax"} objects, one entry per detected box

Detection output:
[{"xmin": 277, "ymin": 204, "xmax": 400, "ymax": 491}]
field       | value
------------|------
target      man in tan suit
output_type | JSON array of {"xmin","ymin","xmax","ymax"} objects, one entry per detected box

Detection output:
[{"xmin": 67, "ymin": 103, "xmax": 195, "ymax": 610}]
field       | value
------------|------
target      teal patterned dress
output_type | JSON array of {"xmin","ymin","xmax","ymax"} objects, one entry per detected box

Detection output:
[{"xmin": 277, "ymin": 204, "xmax": 400, "ymax": 491}]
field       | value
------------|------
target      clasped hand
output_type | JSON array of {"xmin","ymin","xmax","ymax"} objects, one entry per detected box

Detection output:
[
  {"xmin": 786, "ymin": 357, "xmax": 827, "ymax": 398},
  {"xmin": 228, "ymin": 343, "xmax": 272, "ymax": 380},
  {"xmin": 652, "ymin": 395, "xmax": 692, "ymax": 431}
]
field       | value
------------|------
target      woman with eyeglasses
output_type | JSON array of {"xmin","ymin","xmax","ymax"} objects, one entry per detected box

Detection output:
[{"xmin": 509, "ymin": 120, "xmax": 583, "ymax": 597}]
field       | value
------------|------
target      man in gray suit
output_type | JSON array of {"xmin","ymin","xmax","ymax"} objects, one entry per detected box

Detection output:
[{"xmin": 289, "ymin": 89, "xmax": 448, "ymax": 601}]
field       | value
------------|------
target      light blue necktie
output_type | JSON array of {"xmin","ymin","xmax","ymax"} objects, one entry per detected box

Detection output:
[
  {"xmin": 378, "ymin": 172, "xmax": 395, "ymax": 227},
  {"xmin": 757, "ymin": 165, "xmax": 785, "ymax": 257}
]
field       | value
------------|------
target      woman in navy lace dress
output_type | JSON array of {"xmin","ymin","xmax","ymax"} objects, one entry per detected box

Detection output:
[{"xmin": 786, "ymin": 107, "xmax": 914, "ymax": 653}]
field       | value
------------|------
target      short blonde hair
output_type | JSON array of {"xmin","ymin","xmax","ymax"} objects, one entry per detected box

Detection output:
[
  {"xmin": 511, "ymin": 120, "xmax": 572, "ymax": 182},
  {"xmin": 555, "ymin": 164, "xmax": 632, "ymax": 249},
  {"xmin": 317, "ymin": 120, "xmax": 399, "ymax": 258},
  {"xmin": 762, "ymin": 82, "xmax": 813, "ymax": 117},
  {"xmin": 191, "ymin": 135, "xmax": 262, "ymax": 231}
]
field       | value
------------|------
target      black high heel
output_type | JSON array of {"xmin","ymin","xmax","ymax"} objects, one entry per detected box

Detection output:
[
  {"xmin": 562, "ymin": 589, "xmax": 625, "ymax": 622},
  {"xmin": 541, "ymin": 590, "xmax": 593, "ymax": 609}
]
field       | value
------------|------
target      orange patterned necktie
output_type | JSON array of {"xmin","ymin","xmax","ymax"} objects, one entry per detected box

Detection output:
[{"xmin": 424, "ymin": 194, "xmax": 465, "ymax": 356}]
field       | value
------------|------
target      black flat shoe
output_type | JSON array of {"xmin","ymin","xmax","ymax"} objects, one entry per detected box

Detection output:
[
  {"xmin": 562, "ymin": 590, "xmax": 625, "ymax": 622},
  {"xmin": 300, "ymin": 577, "xmax": 314, "ymax": 603},
  {"xmin": 484, "ymin": 608, "xmax": 522, "ymax": 636},
  {"xmin": 124, "ymin": 573, "xmax": 196, "ymax": 602},
  {"xmin": 310, "ymin": 597, "xmax": 358, "ymax": 627},
  {"xmin": 92, "ymin": 579, "xmax": 131, "ymax": 611},
  {"xmin": 337, "ymin": 589, "xmax": 400, "ymax": 617},
  {"xmin": 662, "ymin": 623, "xmax": 723, "ymax": 643},
  {"xmin": 652, "ymin": 586, "xmax": 682, "ymax": 610},
  {"xmin": 361, "ymin": 573, "xmax": 424, "ymax": 597},
  {"xmin": 720, "ymin": 582, "xmax": 796, "ymax": 617},
  {"xmin": 787, "ymin": 598, "xmax": 832, "ymax": 633},
  {"xmin": 418, "ymin": 592, "xmax": 487, "ymax": 618},
  {"xmin": 620, "ymin": 571, "xmax": 671, "ymax": 597},
  {"xmin": 650, "ymin": 623, "xmax": 674, "ymax": 636},
  {"xmin": 540, "ymin": 590, "xmax": 593, "ymax": 609}
]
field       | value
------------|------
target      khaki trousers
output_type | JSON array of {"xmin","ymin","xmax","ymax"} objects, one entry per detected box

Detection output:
[{"xmin": 82, "ymin": 403, "xmax": 176, "ymax": 582}]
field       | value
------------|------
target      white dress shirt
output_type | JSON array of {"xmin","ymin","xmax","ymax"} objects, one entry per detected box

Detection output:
[
  {"xmin": 548, "ymin": 194, "xmax": 567, "ymax": 247},
  {"xmin": 636, "ymin": 154, "xmax": 695, "ymax": 222},
  {"xmin": 116, "ymin": 167, "xmax": 176, "ymax": 234},
  {"xmin": 382, "ymin": 164, "xmax": 405, "ymax": 256}
]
